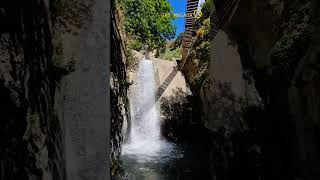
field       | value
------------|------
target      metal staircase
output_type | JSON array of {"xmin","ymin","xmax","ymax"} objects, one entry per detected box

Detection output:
[
  {"xmin": 135, "ymin": 0, "xmax": 241, "ymax": 119},
  {"xmin": 155, "ymin": 0, "xmax": 240, "ymax": 101},
  {"xmin": 155, "ymin": 0, "xmax": 200, "ymax": 101}
]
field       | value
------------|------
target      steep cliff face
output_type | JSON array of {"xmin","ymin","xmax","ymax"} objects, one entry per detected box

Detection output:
[
  {"xmin": 182, "ymin": 27, "xmax": 263, "ymax": 179},
  {"xmin": 61, "ymin": 0, "xmax": 110, "ymax": 178},
  {"xmin": 223, "ymin": 0, "xmax": 320, "ymax": 179},
  {"xmin": 200, "ymin": 0, "xmax": 320, "ymax": 179},
  {"xmin": 181, "ymin": 0, "xmax": 319, "ymax": 179},
  {"xmin": 0, "ymin": 0, "xmax": 67, "ymax": 179},
  {"xmin": 206, "ymin": 29, "xmax": 263, "ymax": 180},
  {"xmin": 110, "ymin": 0, "xmax": 130, "ymax": 177}
]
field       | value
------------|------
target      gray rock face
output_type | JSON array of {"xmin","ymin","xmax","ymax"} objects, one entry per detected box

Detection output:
[
  {"xmin": 205, "ymin": 0, "xmax": 320, "ymax": 179},
  {"xmin": 204, "ymin": 28, "xmax": 263, "ymax": 180},
  {"xmin": 0, "ymin": 1, "xmax": 65, "ymax": 179},
  {"xmin": 62, "ymin": 0, "xmax": 110, "ymax": 179},
  {"xmin": 207, "ymin": 30, "xmax": 248, "ymax": 132},
  {"xmin": 110, "ymin": 0, "xmax": 130, "ymax": 177},
  {"xmin": 179, "ymin": 0, "xmax": 320, "ymax": 179}
]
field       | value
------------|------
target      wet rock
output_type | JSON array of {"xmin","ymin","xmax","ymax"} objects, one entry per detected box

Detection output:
[
  {"xmin": 0, "ymin": 0, "xmax": 66, "ymax": 179},
  {"xmin": 110, "ymin": 0, "xmax": 130, "ymax": 177}
]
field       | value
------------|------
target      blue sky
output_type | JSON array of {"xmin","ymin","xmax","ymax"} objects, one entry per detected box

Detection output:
[
  {"xmin": 167, "ymin": 0, "xmax": 186, "ymax": 38},
  {"xmin": 168, "ymin": 0, "xmax": 206, "ymax": 38}
]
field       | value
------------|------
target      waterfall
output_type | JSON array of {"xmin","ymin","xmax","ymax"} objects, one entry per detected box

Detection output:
[
  {"xmin": 122, "ymin": 59, "xmax": 178, "ymax": 163},
  {"xmin": 120, "ymin": 58, "xmax": 211, "ymax": 179},
  {"xmin": 129, "ymin": 58, "xmax": 160, "ymax": 140}
]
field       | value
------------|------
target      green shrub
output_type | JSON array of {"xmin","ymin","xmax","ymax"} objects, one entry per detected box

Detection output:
[
  {"xmin": 163, "ymin": 46, "xmax": 181, "ymax": 61},
  {"xmin": 128, "ymin": 40, "xmax": 143, "ymax": 51}
]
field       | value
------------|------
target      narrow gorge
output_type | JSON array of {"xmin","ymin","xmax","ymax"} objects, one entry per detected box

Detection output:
[
  {"xmin": 0, "ymin": 0, "xmax": 319, "ymax": 179},
  {"xmin": 111, "ymin": 0, "xmax": 320, "ymax": 180}
]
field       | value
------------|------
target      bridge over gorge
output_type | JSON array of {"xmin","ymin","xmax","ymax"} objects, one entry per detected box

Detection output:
[{"xmin": 135, "ymin": 0, "xmax": 241, "ymax": 119}]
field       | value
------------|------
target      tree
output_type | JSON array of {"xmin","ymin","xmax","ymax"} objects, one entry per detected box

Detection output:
[{"xmin": 121, "ymin": 0, "xmax": 176, "ymax": 51}]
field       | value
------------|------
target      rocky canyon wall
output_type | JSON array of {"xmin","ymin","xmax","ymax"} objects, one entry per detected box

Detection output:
[
  {"xmin": 110, "ymin": 0, "xmax": 130, "ymax": 177},
  {"xmin": 1, "ymin": 0, "xmax": 111, "ymax": 179},
  {"xmin": 0, "ymin": 0, "xmax": 67, "ymax": 179},
  {"xmin": 190, "ymin": 0, "xmax": 320, "ymax": 179},
  {"xmin": 222, "ymin": 0, "xmax": 320, "ymax": 179},
  {"xmin": 207, "ymin": 28, "xmax": 264, "ymax": 180},
  {"xmin": 181, "ymin": 0, "xmax": 320, "ymax": 179}
]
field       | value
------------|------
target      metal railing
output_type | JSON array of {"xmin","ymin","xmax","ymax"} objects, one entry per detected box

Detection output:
[
  {"xmin": 155, "ymin": 0, "xmax": 240, "ymax": 101},
  {"xmin": 133, "ymin": 0, "xmax": 241, "ymax": 120}
]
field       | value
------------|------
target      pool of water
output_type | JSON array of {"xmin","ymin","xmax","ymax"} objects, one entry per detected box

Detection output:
[{"xmin": 118, "ymin": 139, "xmax": 210, "ymax": 180}]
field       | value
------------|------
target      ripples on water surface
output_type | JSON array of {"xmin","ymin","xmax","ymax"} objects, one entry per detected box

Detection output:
[{"xmin": 120, "ymin": 139, "xmax": 210, "ymax": 180}]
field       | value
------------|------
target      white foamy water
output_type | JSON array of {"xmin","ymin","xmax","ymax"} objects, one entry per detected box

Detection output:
[{"xmin": 122, "ymin": 59, "xmax": 181, "ymax": 163}]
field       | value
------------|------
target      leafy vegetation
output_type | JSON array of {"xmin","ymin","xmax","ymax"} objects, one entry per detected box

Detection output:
[
  {"xmin": 120, "ymin": 0, "xmax": 176, "ymax": 51},
  {"xmin": 170, "ymin": 32, "xmax": 183, "ymax": 50},
  {"xmin": 187, "ymin": 0, "xmax": 210, "ymax": 89},
  {"xmin": 128, "ymin": 39, "xmax": 143, "ymax": 51},
  {"xmin": 156, "ymin": 40, "xmax": 181, "ymax": 61},
  {"xmin": 164, "ymin": 46, "xmax": 181, "ymax": 61},
  {"xmin": 155, "ymin": 32, "xmax": 183, "ymax": 61}
]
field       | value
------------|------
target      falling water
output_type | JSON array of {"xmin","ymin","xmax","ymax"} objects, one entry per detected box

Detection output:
[
  {"xmin": 126, "ymin": 58, "xmax": 159, "ymax": 141},
  {"xmin": 122, "ymin": 59, "xmax": 180, "ymax": 162},
  {"xmin": 120, "ymin": 59, "xmax": 182, "ymax": 179}
]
